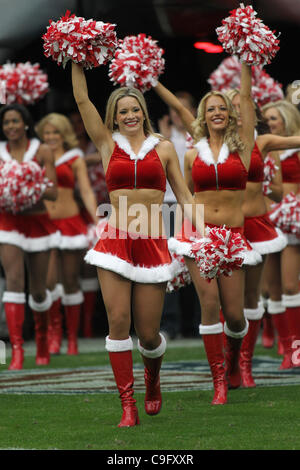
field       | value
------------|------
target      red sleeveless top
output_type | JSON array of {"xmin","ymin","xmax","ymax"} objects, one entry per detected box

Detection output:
[
  {"xmin": 105, "ymin": 133, "xmax": 166, "ymax": 193},
  {"xmin": 55, "ymin": 149, "xmax": 83, "ymax": 189},
  {"xmin": 280, "ymin": 149, "xmax": 300, "ymax": 183},
  {"xmin": 247, "ymin": 142, "xmax": 264, "ymax": 183},
  {"xmin": 192, "ymin": 138, "xmax": 248, "ymax": 192}
]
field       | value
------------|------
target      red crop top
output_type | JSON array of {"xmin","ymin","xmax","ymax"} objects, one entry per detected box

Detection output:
[
  {"xmin": 192, "ymin": 138, "xmax": 248, "ymax": 192},
  {"xmin": 247, "ymin": 142, "xmax": 264, "ymax": 183},
  {"xmin": 280, "ymin": 149, "xmax": 300, "ymax": 184},
  {"xmin": 55, "ymin": 149, "xmax": 83, "ymax": 189},
  {"xmin": 105, "ymin": 133, "xmax": 166, "ymax": 193}
]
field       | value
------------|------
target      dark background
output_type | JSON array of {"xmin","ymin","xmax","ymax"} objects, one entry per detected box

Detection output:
[{"xmin": 1, "ymin": 0, "xmax": 299, "ymax": 128}]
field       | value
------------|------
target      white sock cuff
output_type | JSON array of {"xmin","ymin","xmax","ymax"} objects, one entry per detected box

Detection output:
[
  {"xmin": 80, "ymin": 278, "xmax": 99, "ymax": 292},
  {"xmin": 282, "ymin": 293, "xmax": 300, "ymax": 308},
  {"xmin": 260, "ymin": 296, "xmax": 268, "ymax": 308},
  {"xmin": 137, "ymin": 332, "xmax": 167, "ymax": 358},
  {"xmin": 199, "ymin": 322, "xmax": 223, "ymax": 335},
  {"xmin": 224, "ymin": 319, "xmax": 249, "ymax": 339},
  {"xmin": 50, "ymin": 284, "xmax": 63, "ymax": 302},
  {"xmin": 62, "ymin": 291, "xmax": 84, "ymax": 306},
  {"xmin": 2, "ymin": 291, "xmax": 26, "ymax": 304},
  {"xmin": 29, "ymin": 290, "xmax": 52, "ymax": 312},
  {"xmin": 105, "ymin": 336, "xmax": 133, "ymax": 352},
  {"xmin": 244, "ymin": 305, "xmax": 265, "ymax": 320},
  {"xmin": 267, "ymin": 299, "xmax": 285, "ymax": 314}
]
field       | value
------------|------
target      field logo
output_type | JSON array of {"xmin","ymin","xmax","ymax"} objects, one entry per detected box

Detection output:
[
  {"xmin": 291, "ymin": 339, "xmax": 300, "ymax": 367},
  {"xmin": 0, "ymin": 80, "xmax": 6, "ymax": 104},
  {"xmin": 291, "ymin": 80, "xmax": 300, "ymax": 105},
  {"xmin": 0, "ymin": 340, "xmax": 6, "ymax": 365}
]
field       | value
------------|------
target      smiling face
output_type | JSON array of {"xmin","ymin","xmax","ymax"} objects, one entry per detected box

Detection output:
[
  {"xmin": 205, "ymin": 95, "xmax": 229, "ymax": 133},
  {"xmin": 263, "ymin": 107, "xmax": 286, "ymax": 135},
  {"xmin": 2, "ymin": 110, "xmax": 27, "ymax": 142},
  {"xmin": 115, "ymin": 96, "xmax": 145, "ymax": 135},
  {"xmin": 42, "ymin": 122, "xmax": 65, "ymax": 152}
]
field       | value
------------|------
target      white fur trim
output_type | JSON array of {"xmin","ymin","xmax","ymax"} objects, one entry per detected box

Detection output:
[
  {"xmin": 244, "ymin": 305, "xmax": 265, "ymax": 320},
  {"xmin": 199, "ymin": 322, "xmax": 224, "ymax": 335},
  {"xmin": 249, "ymin": 229, "xmax": 287, "ymax": 255},
  {"xmin": 28, "ymin": 290, "xmax": 52, "ymax": 312},
  {"xmin": 62, "ymin": 291, "xmax": 84, "ymax": 306},
  {"xmin": 58, "ymin": 234, "xmax": 88, "ymax": 250},
  {"xmin": 137, "ymin": 332, "xmax": 167, "ymax": 358},
  {"xmin": 2, "ymin": 291, "xmax": 26, "ymax": 304},
  {"xmin": 80, "ymin": 278, "xmax": 99, "ymax": 292},
  {"xmin": 112, "ymin": 132, "xmax": 159, "ymax": 161},
  {"xmin": 0, "ymin": 138, "xmax": 40, "ymax": 163},
  {"xmin": 50, "ymin": 284, "xmax": 63, "ymax": 302},
  {"xmin": 0, "ymin": 229, "xmax": 61, "ymax": 252},
  {"xmin": 105, "ymin": 336, "xmax": 133, "ymax": 352},
  {"xmin": 260, "ymin": 296, "xmax": 268, "ymax": 308},
  {"xmin": 224, "ymin": 319, "xmax": 249, "ymax": 338},
  {"xmin": 241, "ymin": 248, "xmax": 262, "ymax": 266},
  {"xmin": 55, "ymin": 148, "xmax": 84, "ymax": 167},
  {"xmin": 267, "ymin": 299, "xmax": 285, "ymax": 314},
  {"xmin": 286, "ymin": 233, "xmax": 300, "ymax": 246},
  {"xmin": 282, "ymin": 293, "xmax": 300, "ymax": 308},
  {"xmin": 168, "ymin": 237, "xmax": 194, "ymax": 257},
  {"xmin": 280, "ymin": 148, "xmax": 300, "ymax": 161},
  {"xmin": 194, "ymin": 138, "xmax": 229, "ymax": 166},
  {"xmin": 84, "ymin": 249, "xmax": 179, "ymax": 283}
]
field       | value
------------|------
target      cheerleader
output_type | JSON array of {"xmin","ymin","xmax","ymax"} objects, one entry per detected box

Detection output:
[
  {"xmin": 0, "ymin": 103, "xmax": 59, "ymax": 369},
  {"xmin": 261, "ymin": 100, "xmax": 300, "ymax": 369},
  {"xmin": 71, "ymin": 62, "xmax": 202, "ymax": 427},
  {"xmin": 35, "ymin": 113, "xmax": 98, "ymax": 355},
  {"xmin": 154, "ymin": 63, "xmax": 261, "ymax": 405}
]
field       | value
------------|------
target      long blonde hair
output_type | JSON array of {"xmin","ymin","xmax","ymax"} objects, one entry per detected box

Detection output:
[
  {"xmin": 105, "ymin": 87, "xmax": 156, "ymax": 136},
  {"xmin": 36, "ymin": 113, "xmax": 79, "ymax": 149},
  {"xmin": 261, "ymin": 100, "xmax": 300, "ymax": 136},
  {"xmin": 192, "ymin": 90, "xmax": 244, "ymax": 153}
]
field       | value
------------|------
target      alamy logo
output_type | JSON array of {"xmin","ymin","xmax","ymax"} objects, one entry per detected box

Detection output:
[
  {"xmin": 0, "ymin": 340, "xmax": 6, "ymax": 365},
  {"xmin": 0, "ymin": 79, "xmax": 7, "ymax": 104}
]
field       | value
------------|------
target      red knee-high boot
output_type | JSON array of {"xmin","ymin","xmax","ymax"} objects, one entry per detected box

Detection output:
[
  {"xmin": 29, "ymin": 290, "xmax": 52, "ymax": 365},
  {"xmin": 261, "ymin": 295, "xmax": 275, "ymax": 348},
  {"xmin": 267, "ymin": 299, "xmax": 293, "ymax": 369},
  {"xmin": 3, "ymin": 292, "xmax": 26, "ymax": 370},
  {"xmin": 137, "ymin": 332, "xmax": 166, "ymax": 415},
  {"xmin": 240, "ymin": 306, "xmax": 264, "ymax": 388},
  {"xmin": 282, "ymin": 293, "xmax": 300, "ymax": 365},
  {"xmin": 63, "ymin": 291, "xmax": 83, "ymax": 355},
  {"xmin": 48, "ymin": 284, "xmax": 63, "ymax": 355},
  {"xmin": 200, "ymin": 323, "xmax": 227, "ymax": 405},
  {"xmin": 224, "ymin": 320, "xmax": 249, "ymax": 389},
  {"xmin": 80, "ymin": 278, "xmax": 99, "ymax": 338},
  {"xmin": 106, "ymin": 336, "xmax": 140, "ymax": 427}
]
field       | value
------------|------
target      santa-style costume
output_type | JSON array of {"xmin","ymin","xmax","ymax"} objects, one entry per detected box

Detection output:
[
  {"xmin": 0, "ymin": 138, "xmax": 60, "ymax": 368},
  {"xmin": 240, "ymin": 142, "xmax": 287, "ymax": 386},
  {"xmin": 168, "ymin": 137, "xmax": 262, "ymax": 404},
  {"xmin": 47, "ymin": 148, "xmax": 88, "ymax": 356},
  {"xmin": 85, "ymin": 132, "xmax": 175, "ymax": 426},
  {"xmin": 267, "ymin": 148, "xmax": 300, "ymax": 369}
]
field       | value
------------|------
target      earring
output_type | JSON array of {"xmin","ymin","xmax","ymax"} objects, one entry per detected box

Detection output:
[{"xmin": 25, "ymin": 126, "xmax": 29, "ymax": 130}]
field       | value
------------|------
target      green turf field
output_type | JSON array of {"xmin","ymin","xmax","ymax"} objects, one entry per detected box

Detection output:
[{"xmin": 0, "ymin": 338, "xmax": 300, "ymax": 451}]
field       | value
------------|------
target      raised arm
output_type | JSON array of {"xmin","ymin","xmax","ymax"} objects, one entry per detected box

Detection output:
[
  {"xmin": 154, "ymin": 82, "xmax": 195, "ymax": 137},
  {"xmin": 38, "ymin": 143, "xmax": 58, "ymax": 201},
  {"xmin": 257, "ymin": 134, "xmax": 300, "ymax": 156},
  {"xmin": 71, "ymin": 62, "xmax": 113, "ymax": 158},
  {"xmin": 239, "ymin": 63, "xmax": 255, "ymax": 166}
]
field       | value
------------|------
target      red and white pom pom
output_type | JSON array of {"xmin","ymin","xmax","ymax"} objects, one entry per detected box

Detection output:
[
  {"xmin": 0, "ymin": 62, "xmax": 49, "ymax": 105},
  {"xmin": 190, "ymin": 226, "xmax": 247, "ymax": 282},
  {"xmin": 108, "ymin": 33, "xmax": 165, "ymax": 92},
  {"xmin": 208, "ymin": 55, "xmax": 242, "ymax": 93},
  {"xmin": 208, "ymin": 56, "xmax": 283, "ymax": 107},
  {"xmin": 263, "ymin": 155, "xmax": 279, "ymax": 196},
  {"xmin": 185, "ymin": 132, "xmax": 194, "ymax": 150},
  {"xmin": 269, "ymin": 193, "xmax": 300, "ymax": 236},
  {"xmin": 0, "ymin": 161, "xmax": 53, "ymax": 214},
  {"xmin": 216, "ymin": 3, "xmax": 280, "ymax": 66},
  {"xmin": 166, "ymin": 253, "xmax": 191, "ymax": 293},
  {"xmin": 42, "ymin": 10, "xmax": 118, "ymax": 69}
]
